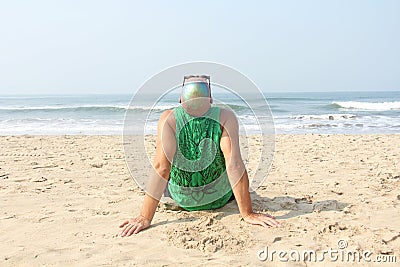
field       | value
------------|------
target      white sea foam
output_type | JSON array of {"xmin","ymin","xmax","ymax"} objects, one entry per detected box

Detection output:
[
  {"xmin": 288, "ymin": 114, "xmax": 357, "ymax": 120},
  {"xmin": 0, "ymin": 104, "xmax": 177, "ymax": 111},
  {"xmin": 332, "ymin": 101, "xmax": 400, "ymax": 111}
]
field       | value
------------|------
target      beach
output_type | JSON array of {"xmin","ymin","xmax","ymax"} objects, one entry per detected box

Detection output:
[
  {"xmin": 1, "ymin": 134, "xmax": 399, "ymax": 266},
  {"xmin": 2, "ymin": 0, "xmax": 399, "ymax": 265}
]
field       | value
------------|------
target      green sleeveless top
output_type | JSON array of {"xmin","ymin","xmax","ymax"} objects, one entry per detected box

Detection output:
[{"xmin": 168, "ymin": 106, "xmax": 233, "ymax": 211}]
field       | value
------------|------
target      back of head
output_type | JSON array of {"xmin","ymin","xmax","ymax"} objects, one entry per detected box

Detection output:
[{"xmin": 180, "ymin": 75, "xmax": 212, "ymax": 116}]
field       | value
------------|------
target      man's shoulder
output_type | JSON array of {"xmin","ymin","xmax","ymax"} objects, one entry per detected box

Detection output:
[
  {"xmin": 160, "ymin": 109, "xmax": 174, "ymax": 117},
  {"xmin": 219, "ymin": 107, "xmax": 237, "ymax": 122},
  {"xmin": 159, "ymin": 109, "xmax": 176, "ymax": 127}
]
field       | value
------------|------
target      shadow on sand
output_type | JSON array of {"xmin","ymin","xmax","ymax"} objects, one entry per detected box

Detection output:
[
  {"xmin": 153, "ymin": 190, "xmax": 348, "ymax": 227},
  {"xmin": 214, "ymin": 191, "xmax": 348, "ymax": 220}
]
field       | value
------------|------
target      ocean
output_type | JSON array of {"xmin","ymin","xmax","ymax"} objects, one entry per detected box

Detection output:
[{"xmin": 0, "ymin": 90, "xmax": 399, "ymax": 135}]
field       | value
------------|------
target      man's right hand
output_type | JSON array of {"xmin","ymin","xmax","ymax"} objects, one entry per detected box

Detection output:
[{"xmin": 119, "ymin": 215, "xmax": 151, "ymax": 236}]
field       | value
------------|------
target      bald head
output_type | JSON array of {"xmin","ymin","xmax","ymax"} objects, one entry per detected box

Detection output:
[
  {"xmin": 182, "ymin": 82, "xmax": 210, "ymax": 101},
  {"xmin": 180, "ymin": 79, "xmax": 212, "ymax": 116}
]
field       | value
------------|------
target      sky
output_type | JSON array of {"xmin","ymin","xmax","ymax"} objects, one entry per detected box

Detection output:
[{"xmin": 0, "ymin": 0, "xmax": 399, "ymax": 95}]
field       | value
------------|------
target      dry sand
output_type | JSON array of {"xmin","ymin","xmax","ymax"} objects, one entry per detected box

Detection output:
[{"xmin": 0, "ymin": 134, "xmax": 399, "ymax": 266}]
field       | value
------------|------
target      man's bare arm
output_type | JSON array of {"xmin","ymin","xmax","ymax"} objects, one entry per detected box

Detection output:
[
  {"xmin": 220, "ymin": 109, "xmax": 280, "ymax": 227},
  {"xmin": 120, "ymin": 110, "xmax": 176, "ymax": 236}
]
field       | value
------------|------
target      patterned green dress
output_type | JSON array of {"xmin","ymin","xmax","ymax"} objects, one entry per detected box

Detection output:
[{"xmin": 168, "ymin": 106, "xmax": 233, "ymax": 211}]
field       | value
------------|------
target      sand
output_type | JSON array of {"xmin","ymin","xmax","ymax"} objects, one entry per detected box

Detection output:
[{"xmin": 0, "ymin": 134, "xmax": 399, "ymax": 266}]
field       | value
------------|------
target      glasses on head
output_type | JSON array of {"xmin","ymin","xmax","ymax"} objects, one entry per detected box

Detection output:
[{"xmin": 182, "ymin": 75, "xmax": 211, "ymax": 88}]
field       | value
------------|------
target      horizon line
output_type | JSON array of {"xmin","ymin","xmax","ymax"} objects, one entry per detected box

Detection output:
[{"xmin": 1, "ymin": 89, "xmax": 399, "ymax": 97}]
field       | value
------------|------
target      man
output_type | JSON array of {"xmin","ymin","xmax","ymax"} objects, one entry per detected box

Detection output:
[{"xmin": 120, "ymin": 75, "xmax": 280, "ymax": 236}]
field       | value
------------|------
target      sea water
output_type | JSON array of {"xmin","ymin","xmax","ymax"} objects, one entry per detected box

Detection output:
[{"xmin": 0, "ymin": 90, "xmax": 399, "ymax": 135}]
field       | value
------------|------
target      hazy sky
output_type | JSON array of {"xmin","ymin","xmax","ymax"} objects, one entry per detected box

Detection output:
[{"xmin": 0, "ymin": 0, "xmax": 399, "ymax": 94}]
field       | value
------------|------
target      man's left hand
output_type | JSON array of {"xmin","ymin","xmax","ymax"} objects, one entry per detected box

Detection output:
[{"xmin": 243, "ymin": 212, "xmax": 281, "ymax": 227}]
